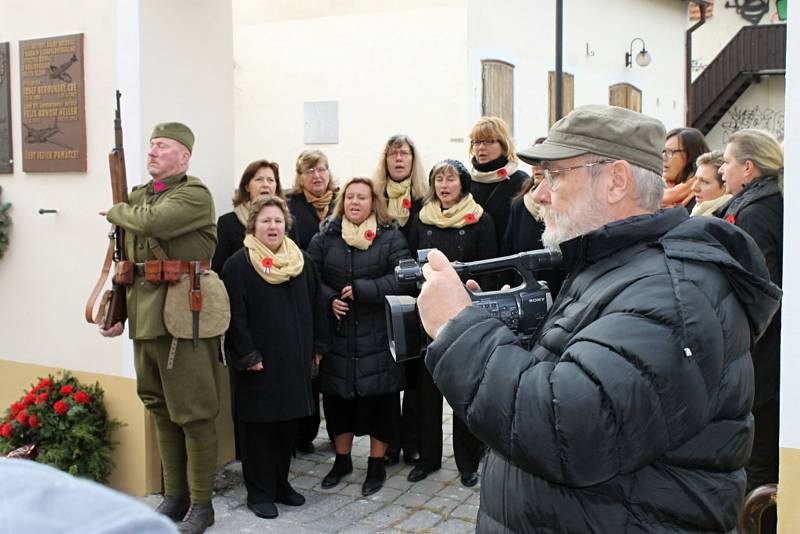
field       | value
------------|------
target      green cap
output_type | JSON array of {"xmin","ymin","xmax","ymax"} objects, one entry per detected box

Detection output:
[
  {"xmin": 517, "ymin": 105, "xmax": 665, "ymax": 175},
  {"xmin": 150, "ymin": 122, "xmax": 195, "ymax": 153}
]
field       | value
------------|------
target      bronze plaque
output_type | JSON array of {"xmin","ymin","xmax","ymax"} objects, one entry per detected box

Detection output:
[
  {"xmin": 0, "ymin": 42, "xmax": 11, "ymax": 173},
  {"xmin": 19, "ymin": 33, "xmax": 86, "ymax": 172}
]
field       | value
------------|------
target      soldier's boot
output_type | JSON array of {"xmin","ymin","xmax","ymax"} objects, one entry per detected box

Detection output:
[
  {"xmin": 176, "ymin": 502, "xmax": 214, "ymax": 534},
  {"xmin": 155, "ymin": 492, "xmax": 190, "ymax": 522}
]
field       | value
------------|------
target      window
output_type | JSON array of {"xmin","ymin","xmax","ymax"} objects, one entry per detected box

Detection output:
[
  {"xmin": 548, "ymin": 71, "xmax": 574, "ymax": 127},
  {"xmin": 482, "ymin": 60, "xmax": 514, "ymax": 131},
  {"xmin": 609, "ymin": 83, "xmax": 642, "ymax": 112}
]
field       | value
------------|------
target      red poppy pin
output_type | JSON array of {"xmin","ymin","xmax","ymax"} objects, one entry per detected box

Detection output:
[
  {"xmin": 153, "ymin": 181, "xmax": 166, "ymax": 193},
  {"xmin": 497, "ymin": 168, "xmax": 509, "ymax": 179},
  {"xmin": 364, "ymin": 229, "xmax": 376, "ymax": 241},
  {"xmin": 261, "ymin": 257, "xmax": 273, "ymax": 273},
  {"xmin": 464, "ymin": 213, "xmax": 477, "ymax": 224},
  {"xmin": 402, "ymin": 198, "xmax": 412, "ymax": 210},
  {"xmin": 725, "ymin": 214, "xmax": 736, "ymax": 225}
]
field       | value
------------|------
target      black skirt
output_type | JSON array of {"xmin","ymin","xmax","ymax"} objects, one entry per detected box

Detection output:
[{"xmin": 322, "ymin": 392, "xmax": 400, "ymax": 443}]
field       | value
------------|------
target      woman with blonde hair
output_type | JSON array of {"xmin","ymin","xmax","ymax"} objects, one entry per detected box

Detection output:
[
  {"xmin": 467, "ymin": 116, "xmax": 528, "ymax": 244},
  {"xmin": 689, "ymin": 150, "xmax": 731, "ymax": 217},
  {"xmin": 717, "ymin": 128, "xmax": 783, "ymax": 533},
  {"xmin": 371, "ymin": 134, "xmax": 427, "ymax": 467},
  {"xmin": 308, "ymin": 177, "xmax": 411, "ymax": 497}
]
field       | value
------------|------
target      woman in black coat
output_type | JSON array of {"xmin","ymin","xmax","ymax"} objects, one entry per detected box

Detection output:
[
  {"xmin": 212, "ymin": 159, "xmax": 284, "ymax": 273},
  {"xmin": 307, "ymin": 177, "xmax": 411, "ymax": 497},
  {"xmin": 467, "ymin": 116, "xmax": 527, "ymax": 244},
  {"xmin": 286, "ymin": 149, "xmax": 338, "ymax": 453},
  {"xmin": 371, "ymin": 134, "xmax": 429, "ymax": 467},
  {"xmin": 407, "ymin": 159, "xmax": 495, "ymax": 488},
  {"xmin": 221, "ymin": 195, "xmax": 322, "ymax": 520},
  {"xmin": 716, "ymin": 128, "xmax": 783, "ymax": 533}
]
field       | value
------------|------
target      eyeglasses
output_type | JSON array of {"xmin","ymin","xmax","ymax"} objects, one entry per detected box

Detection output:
[
  {"xmin": 470, "ymin": 139, "xmax": 498, "ymax": 147},
  {"xmin": 541, "ymin": 160, "xmax": 615, "ymax": 192},
  {"xmin": 303, "ymin": 166, "xmax": 329, "ymax": 176},
  {"xmin": 387, "ymin": 149, "xmax": 412, "ymax": 158},
  {"xmin": 661, "ymin": 148, "xmax": 685, "ymax": 159}
]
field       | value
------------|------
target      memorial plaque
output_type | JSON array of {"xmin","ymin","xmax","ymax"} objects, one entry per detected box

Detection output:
[
  {"xmin": 0, "ymin": 42, "xmax": 12, "ymax": 174},
  {"xmin": 19, "ymin": 34, "xmax": 86, "ymax": 172}
]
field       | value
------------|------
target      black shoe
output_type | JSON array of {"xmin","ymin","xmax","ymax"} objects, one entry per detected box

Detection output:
[
  {"xmin": 276, "ymin": 489, "xmax": 305, "ymax": 506},
  {"xmin": 176, "ymin": 502, "xmax": 215, "ymax": 534},
  {"xmin": 362, "ymin": 456, "xmax": 386, "ymax": 496},
  {"xmin": 407, "ymin": 463, "xmax": 439, "ymax": 482},
  {"xmin": 322, "ymin": 453, "xmax": 352, "ymax": 489},
  {"xmin": 383, "ymin": 449, "xmax": 400, "ymax": 466},
  {"xmin": 460, "ymin": 471, "xmax": 479, "ymax": 487},
  {"xmin": 247, "ymin": 501, "xmax": 278, "ymax": 519},
  {"xmin": 403, "ymin": 451, "xmax": 420, "ymax": 466},
  {"xmin": 295, "ymin": 441, "xmax": 315, "ymax": 454},
  {"xmin": 155, "ymin": 492, "xmax": 190, "ymax": 522}
]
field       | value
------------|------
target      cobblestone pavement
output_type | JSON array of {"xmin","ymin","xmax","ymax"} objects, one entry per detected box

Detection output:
[{"xmin": 143, "ymin": 404, "xmax": 481, "ymax": 533}]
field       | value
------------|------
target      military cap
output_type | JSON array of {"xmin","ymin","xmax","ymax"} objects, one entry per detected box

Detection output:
[{"xmin": 150, "ymin": 122, "xmax": 195, "ymax": 153}]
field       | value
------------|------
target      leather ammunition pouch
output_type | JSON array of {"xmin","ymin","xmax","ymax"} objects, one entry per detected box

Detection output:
[{"xmin": 113, "ymin": 260, "xmax": 135, "ymax": 286}]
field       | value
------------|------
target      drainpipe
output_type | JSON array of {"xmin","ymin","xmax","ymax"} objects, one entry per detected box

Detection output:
[
  {"xmin": 555, "ymin": 0, "xmax": 564, "ymax": 122},
  {"xmin": 686, "ymin": 0, "xmax": 708, "ymax": 126}
]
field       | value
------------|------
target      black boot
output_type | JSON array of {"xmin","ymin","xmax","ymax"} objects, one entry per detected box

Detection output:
[
  {"xmin": 155, "ymin": 492, "xmax": 190, "ymax": 522},
  {"xmin": 176, "ymin": 502, "xmax": 214, "ymax": 534},
  {"xmin": 362, "ymin": 456, "xmax": 386, "ymax": 497},
  {"xmin": 322, "ymin": 453, "xmax": 352, "ymax": 489}
]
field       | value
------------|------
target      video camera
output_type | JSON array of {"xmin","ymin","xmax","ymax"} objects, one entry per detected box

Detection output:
[{"xmin": 385, "ymin": 248, "xmax": 562, "ymax": 361}]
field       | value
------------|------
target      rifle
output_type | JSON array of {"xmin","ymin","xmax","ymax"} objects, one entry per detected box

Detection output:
[{"xmin": 85, "ymin": 90, "xmax": 129, "ymax": 329}]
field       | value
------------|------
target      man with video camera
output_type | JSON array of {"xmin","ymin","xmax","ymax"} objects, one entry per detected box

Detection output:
[{"xmin": 417, "ymin": 105, "xmax": 782, "ymax": 533}]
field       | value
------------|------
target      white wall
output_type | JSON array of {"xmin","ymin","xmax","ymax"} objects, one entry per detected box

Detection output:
[
  {"xmin": 233, "ymin": 0, "xmax": 470, "ymax": 198},
  {"xmin": 0, "ymin": 0, "xmax": 233, "ymax": 378},
  {"xmin": 705, "ymin": 74, "xmax": 785, "ymax": 149}
]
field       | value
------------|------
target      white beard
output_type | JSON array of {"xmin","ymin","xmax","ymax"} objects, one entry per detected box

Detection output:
[{"xmin": 541, "ymin": 184, "xmax": 611, "ymax": 252}]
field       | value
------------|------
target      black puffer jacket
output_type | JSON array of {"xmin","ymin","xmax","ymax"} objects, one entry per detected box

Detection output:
[
  {"xmin": 426, "ymin": 208, "xmax": 782, "ymax": 533},
  {"xmin": 308, "ymin": 217, "xmax": 411, "ymax": 398},
  {"xmin": 471, "ymin": 169, "xmax": 526, "ymax": 244},
  {"xmin": 716, "ymin": 175, "xmax": 783, "ymax": 408},
  {"xmin": 287, "ymin": 191, "xmax": 335, "ymax": 250}
]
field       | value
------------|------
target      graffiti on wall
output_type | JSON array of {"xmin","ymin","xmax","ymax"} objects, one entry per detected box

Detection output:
[
  {"xmin": 723, "ymin": 0, "xmax": 769, "ymax": 25},
  {"xmin": 719, "ymin": 105, "xmax": 784, "ymax": 142}
]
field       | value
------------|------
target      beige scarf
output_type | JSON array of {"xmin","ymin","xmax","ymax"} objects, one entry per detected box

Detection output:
[
  {"xmin": 690, "ymin": 194, "xmax": 732, "ymax": 218},
  {"xmin": 419, "ymin": 193, "xmax": 484, "ymax": 229},
  {"xmin": 522, "ymin": 190, "xmax": 544, "ymax": 222},
  {"xmin": 303, "ymin": 189, "xmax": 334, "ymax": 221},
  {"xmin": 341, "ymin": 214, "xmax": 378, "ymax": 250},
  {"xmin": 243, "ymin": 234, "xmax": 304, "ymax": 284},
  {"xmin": 470, "ymin": 160, "xmax": 519, "ymax": 184},
  {"xmin": 386, "ymin": 178, "xmax": 413, "ymax": 227},
  {"xmin": 233, "ymin": 202, "xmax": 251, "ymax": 227}
]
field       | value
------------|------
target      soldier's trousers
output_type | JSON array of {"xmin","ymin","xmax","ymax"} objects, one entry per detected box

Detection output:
[{"xmin": 134, "ymin": 336, "xmax": 221, "ymax": 504}]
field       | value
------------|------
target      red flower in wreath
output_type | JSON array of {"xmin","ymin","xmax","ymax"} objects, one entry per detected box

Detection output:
[
  {"xmin": 16, "ymin": 410, "xmax": 27, "ymax": 424},
  {"xmin": 60, "ymin": 385, "xmax": 74, "ymax": 396},
  {"xmin": 28, "ymin": 415, "xmax": 38, "ymax": 428},
  {"xmin": 22, "ymin": 393, "xmax": 36, "ymax": 407},
  {"xmin": 74, "ymin": 391, "xmax": 90, "ymax": 405},
  {"xmin": 53, "ymin": 400, "xmax": 69, "ymax": 416},
  {"xmin": 0, "ymin": 423, "xmax": 11, "ymax": 438},
  {"xmin": 497, "ymin": 168, "xmax": 509, "ymax": 179},
  {"xmin": 725, "ymin": 214, "xmax": 736, "ymax": 225},
  {"xmin": 464, "ymin": 213, "xmax": 477, "ymax": 224},
  {"xmin": 261, "ymin": 257, "xmax": 273, "ymax": 271},
  {"xmin": 364, "ymin": 229, "xmax": 376, "ymax": 241},
  {"xmin": 37, "ymin": 379, "xmax": 52, "ymax": 390},
  {"xmin": 10, "ymin": 402, "xmax": 22, "ymax": 416},
  {"xmin": 402, "ymin": 198, "xmax": 412, "ymax": 210},
  {"xmin": 36, "ymin": 392, "xmax": 48, "ymax": 404}
]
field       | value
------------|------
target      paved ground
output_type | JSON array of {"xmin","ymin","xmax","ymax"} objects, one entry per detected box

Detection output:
[{"xmin": 143, "ymin": 404, "xmax": 481, "ymax": 533}]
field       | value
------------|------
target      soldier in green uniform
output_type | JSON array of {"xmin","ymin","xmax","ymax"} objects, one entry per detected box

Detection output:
[{"xmin": 100, "ymin": 123, "xmax": 219, "ymax": 534}]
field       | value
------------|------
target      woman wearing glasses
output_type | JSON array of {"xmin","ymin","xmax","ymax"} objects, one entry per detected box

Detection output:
[
  {"xmin": 661, "ymin": 127, "xmax": 709, "ymax": 210},
  {"xmin": 287, "ymin": 149, "xmax": 337, "ymax": 455},
  {"xmin": 406, "ymin": 159, "xmax": 495, "ymax": 488},
  {"xmin": 468, "ymin": 117, "xmax": 528, "ymax": 246}
]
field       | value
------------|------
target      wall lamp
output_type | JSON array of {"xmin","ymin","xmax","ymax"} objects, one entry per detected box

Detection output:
[{"xmin": 625, "ymin": 37, "xmax": 652, "ymax": 68}]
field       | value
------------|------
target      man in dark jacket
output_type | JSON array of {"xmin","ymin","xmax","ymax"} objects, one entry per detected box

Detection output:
[{"xmin": 417, "ymin": 105, "xmax": 782, "ymax": 533}]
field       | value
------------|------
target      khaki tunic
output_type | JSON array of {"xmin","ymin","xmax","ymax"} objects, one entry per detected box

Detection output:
[{"xmin": 107, "ymin": 173, "xmax": 217, "ymax": 339}]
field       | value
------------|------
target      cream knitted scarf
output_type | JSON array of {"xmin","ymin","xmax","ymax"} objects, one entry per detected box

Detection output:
[
  {"xmin": 341, "ymin": 214, "xmax": 378, "ymax": 250},
  {"xmin": 419, "ymin": 193, "xmax": 484, "ymax": 229},
  {"xmin": 386, "ymin": 178, "xmax": 413, "ymax": 227},
  {"xmin": 244, "ymin": 234, "xmax": 304, "ymax": 284}
]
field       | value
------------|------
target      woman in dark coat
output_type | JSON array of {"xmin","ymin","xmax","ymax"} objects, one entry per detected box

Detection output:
[
  {"xmin": 221, "ymin": 195, "xmax": 322, "ymax": 520},
  {"xmin": 716, "ymin": 128, "xmax": 783, "ymax": 534},
  {"xmin": 212, "ymin": 159, "xmax": 284, "ymax": 273},
  {"xmin": 407, "ymin": 159, "xmax": 495, "ymax": 488},
  {"xmin": 307, "ymin": 177, "xmax": 411, "ymax": 497},
  {"xmin": 286, "ymin": 149, "xmax": 338, "ymax": 453},
  {"xmin": 467, "ymin": 116, "xmax": 527, "ymax": 244},
  {"xmin": 371, "ymin": 134, "xmax": 429, "ymax": 467}
]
